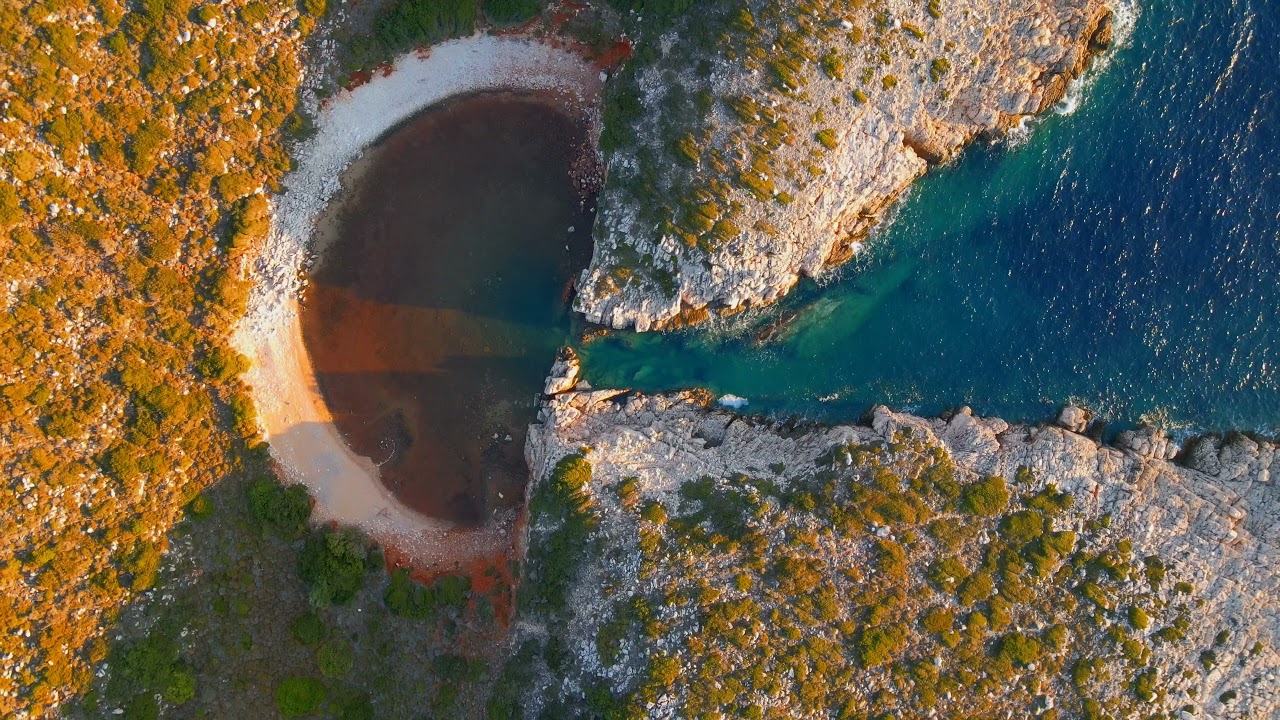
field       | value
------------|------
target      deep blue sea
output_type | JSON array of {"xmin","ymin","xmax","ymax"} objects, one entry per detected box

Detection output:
[{"xmin": 577, "ymin": 0, "xmax": 1280, "ymax": 433}]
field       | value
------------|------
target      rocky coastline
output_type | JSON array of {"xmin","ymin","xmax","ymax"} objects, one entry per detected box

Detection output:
[
  {"xmin": 522, "ymin": 351, "xmax": 1279, "ymax": 716},
  {"xmin": 574, "ymin": 0, "xmax": 1116, "ymax": 330}
]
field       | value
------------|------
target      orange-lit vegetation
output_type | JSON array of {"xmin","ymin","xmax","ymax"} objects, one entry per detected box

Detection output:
[
  {"xmin": 508, "ymin": 433, "xmax": 1203, "ymax": 717},
  {"xmin": 0, "ymin": 0, "xmax": 320, "ymax": 713}
]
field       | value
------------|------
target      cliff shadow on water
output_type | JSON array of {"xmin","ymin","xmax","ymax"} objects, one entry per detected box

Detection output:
[{"xmin": 300, "ymin": 92, "xmax": 597, "ymax": 526}]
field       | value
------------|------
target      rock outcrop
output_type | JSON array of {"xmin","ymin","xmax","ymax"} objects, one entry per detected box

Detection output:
[
  {"xmin": 575, "ymin": 0, "xmax": 1114, "ymax": 330},
  {"xmin": 527, "ymin": 363, "xmax": 1280, "ymax": 716}
]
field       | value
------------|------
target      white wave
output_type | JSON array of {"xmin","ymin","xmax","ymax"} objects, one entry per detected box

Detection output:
[{"xmin": 1055, "ymin": 0, "xmax": 1141, "ymax": 117}]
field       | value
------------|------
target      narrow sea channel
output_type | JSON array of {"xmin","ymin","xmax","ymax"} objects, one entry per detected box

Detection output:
[{"xmin": 579, "ymin": 0, "xmax": 1280, "ymax": 435}]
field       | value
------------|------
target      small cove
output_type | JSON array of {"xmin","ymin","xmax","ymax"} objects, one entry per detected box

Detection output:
[
  {"xmin": 577, "ymin": 0, "xmax": 1280, "ymax": 436},
  {"xmin": 296, "ymin": 0, "xmax": 1278, "ymax": 534},
  {"xmin": 300, "ymin": 92, "xmax": 596, "ymax": 526}
]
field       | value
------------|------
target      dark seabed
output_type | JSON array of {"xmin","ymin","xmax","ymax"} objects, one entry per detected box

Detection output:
[
  {"xmin": 301, "ymin": 93, "xmax": 595, "ymax": 525},
  {"xmin": 580, "ymin": 0, "xmax": 1280, "ymax": 435}
]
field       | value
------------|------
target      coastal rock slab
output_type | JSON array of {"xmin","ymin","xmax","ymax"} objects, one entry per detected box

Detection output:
[
  {"xmin": 528, "ymin": 389, "xmax": 1280, "ymax": 717},
  {"xmin": 1057, "ymin": 404, "xmax": 1090, "ymax": 433}
]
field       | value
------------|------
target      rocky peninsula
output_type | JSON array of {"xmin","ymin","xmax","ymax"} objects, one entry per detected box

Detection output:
[
  {"xmin": 514, "ymin": 352, "xmax": 1279, "ymax": 717},
  {"xmin": 575, "ymin": 0, "xmax": 1115, "ymax": 330}
]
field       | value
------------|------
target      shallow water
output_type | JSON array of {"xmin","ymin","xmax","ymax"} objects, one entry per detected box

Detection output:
[
  {"xmin": 301, "ymin": 93, "xmax": 595, "ymax": 525},
  {"xmin": 579, "ymin": 0, "xmax": 1280, "ymax": 434}
]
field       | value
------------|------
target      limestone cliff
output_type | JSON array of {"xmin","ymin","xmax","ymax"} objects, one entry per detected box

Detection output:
[
  {"xmin": 575, "ymin": 0, "xmax": 1114, "ymax": 330},
  {"xmin": 521, "ymin": 355, "xmax": 1278, "ymax": 717}
]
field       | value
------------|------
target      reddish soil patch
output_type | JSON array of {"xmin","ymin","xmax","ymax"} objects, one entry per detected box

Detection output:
[
  {"xmin": 383, "ymin": 539, "xmax": 519, "ymax": 627},
  {"xmin": 343, "ymin": 68, "xmax": 373, "ymax": 91},
  {"xmin": 343, "ymin": 61, "xmax": 394, "ymax": 91},
  {"xmin": 592, "ymin": 37, "xmax": 634, "ymax": 70}
]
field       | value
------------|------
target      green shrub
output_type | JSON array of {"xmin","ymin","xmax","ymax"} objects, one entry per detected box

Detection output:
[
  {"xmin": 1128, "ymin": 605, "xmax": 1150, "ymax": 630},
  {"xmin": 434, "ymin": 574, "xmax": 471, "ymax": 608},
  {"xmin": 928, "ymin": 556, "xmax": 968, "ymax": 589},
  {"xmin": 318, "ymin": 640, "xmax": 354, "ymax": 678},
  {"xmin": 123, "ymin": 694, "xmax": 159, "ymax": 720},
  {"xmin": 482, "ymin": 0, "xmax": 542, "ymax": 23},
  {"xmin": 648, "ymin": 654, "xmax": 680, "ymax": 688},
  {"xmin": 300, "ymin": 530, "xmax": 370, "ymax": 606},
  {"xmin": 524, "ymin": 455, "xmax": 597, "ymax": 613},
  {"xmin": 858, "ymin": 623, "xmax": 907, "ymax": 667},
  {"xmin": 957, "ymin": 570, "xmax": 994, "ymax": 606},
  {"xmin": 290, "ymin": 612, "xmax": 327, "ymax": 646},
  {"xmin": 184, "ymin": 493, "xmax": 214, "ymax": 518},
  {"xmin": 962, "ymin": 476, "xmax": 1009, "ymax": 517},
  {"xmin": 215, "ymin": 172, "xmax": 257, "ymax": 201},
  {"xmin": 197, "ymin": 344, "xmax": 251, "ymax": 383},
  {"xmin": 247, "ymin": 477, "xmax": 312, "ymax": 538},
  {"xmin": 370, "ymin": 0, "xmax": 477, "ymax": 58},
  {"xmin": 300, "ymin": 0, "xmax": 327, "ymax": 17},
  {"xmin": 240, "ymin": 2, "xmax": 269, "ymax": 23},
  {"xmin": 110, "ymin": 631, "xmax": 196, "ymax": 707},
  {"xmin": 821, "ymin": 50, "xmax": 845, "ymax": 80},
  {"xmin": 276, "ymin": 677, "xmax": 326, "ymax": 718},
  {"xmin": 921, "ymin": 607, "xmax": 954, "ymax": 634},
  {"xmin": 1143, "ymin": 555, "xmax": 1166, "ymax": 587},
  {"xmin": 123, "ymin": 541, "xmax": 162, "ymax": 591},
  {"xmin": 384, "ymin": 568, "xmax": 436, "ymax": 620},
  {"xmin": 710, "ymin": 218, "xmax": 740, "ymax": 243},
  {"xmin": 997, "ymin": 632, "xmax": 1044, "ymax": 666},
  {"xmin": 1079, "ymin": 581, "xmax": 1113, "ymax": 610},
  {"xmin": 617, "ymin": 477, "xmax": 641, "ymax": 509},
  {"xmin": 1000, "ymin": 510, "xmax": 1046, "ymax": 545},
  {"xmin": 339, "ymin": 696, "xmax": 374, "ymax": 720},
  {"xmin": 162, "ymin": 668, "xmax": 196, "ymax": 704},
  {"xmin": 1200, "ymin": 649, "xmax": 1217, "ymax": 670},
  {"xmin": 815, "ymin": 129, "xmax": 838, "ymax": 150},
  {"xmin": 1133, "ymin": 669, "xmax": 1158, "ymax": 702},
  {"xmin": 737, "ymin": 168, "xmax": 776, "ymax": 201},
  {"xmin": 929, "ymin": 58, "xmax": 951, "ymax": 83},
  {"xmin": 0, "ymin": 184, "xmax": 21, "ymax": 227},
  {"xmin": 774, "ymin": 555, "xmax": 823, "ymax": 595},
  {"xmin": 128, "ymin": 121, "xmax": 170, "ymax": 177}
]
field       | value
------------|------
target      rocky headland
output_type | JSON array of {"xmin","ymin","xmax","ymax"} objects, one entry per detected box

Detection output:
[
  {"xmin": 574, "ymin": 0, "xmax": 1115, "ymax": 330},
  {"xmin": 514, "ymin": 352, "xmax": 1279, "ymax": 717}
]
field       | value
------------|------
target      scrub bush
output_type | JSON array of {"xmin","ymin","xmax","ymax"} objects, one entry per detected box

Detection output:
[
  {"xmin": 291, "ymin": 612, "xmax": 328, "ymax": 646},
  {"xmin": 370, "ymin": 0, "xmax": 476, "ymax": 57},
  {"xmin": 300, "ymin": 530, "xmax": 371, "ymax": 606},
  {"xmin": 276, "ymin": 677, "xmax": 326, "ymax": 718},
  {"xmin": 318, "ymin": 640, "xmax": 354, "ymax": 677},
  {"xmin": 247, "ymin": 477, "xmax": 313, "ymax": 538},
  {"xmin": 963, "ymin": 475, "xmax": 1010, "ymax": 517},
  {"xmin": 482, "ymin": 0, "xmax": 542, "ymax": 23}
]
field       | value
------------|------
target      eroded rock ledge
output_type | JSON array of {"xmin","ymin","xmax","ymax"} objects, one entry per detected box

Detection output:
[
  {"xmin": 522, "ymin": 353, "xmax": 1278, "ymax": 717},
  {"xmin": 575, "ymin": 0, "xmax": 1114, "ymax": 330}
]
